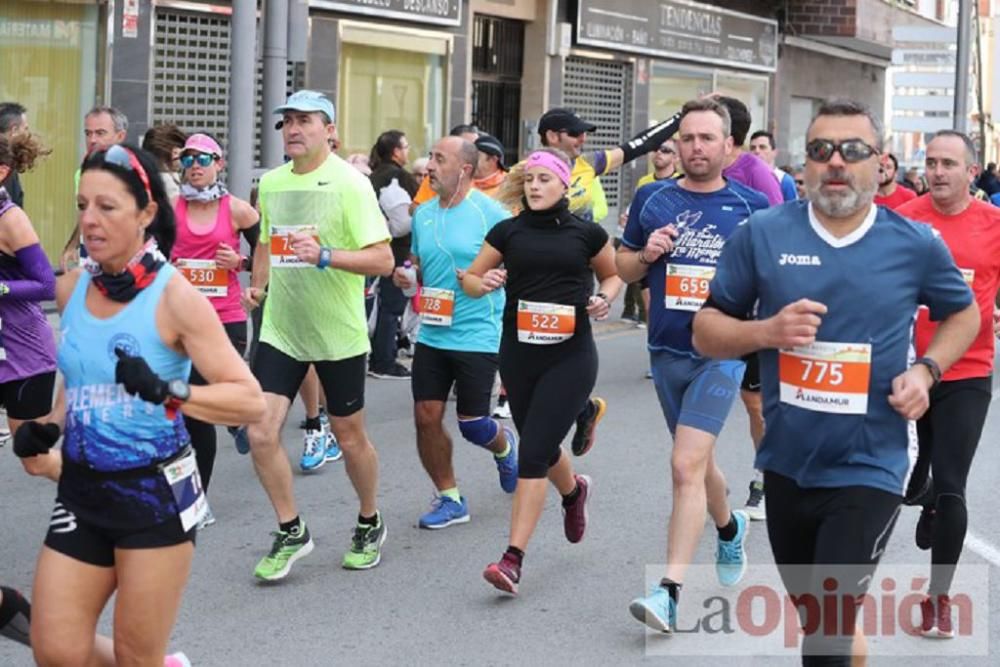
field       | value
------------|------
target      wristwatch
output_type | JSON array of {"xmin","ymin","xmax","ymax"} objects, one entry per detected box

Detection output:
[
  {"xmin": 913, "ymin": 357, "xmax": 942, "ymax": 388},
  {"xmin": 317, "ymin": 246, "xmax": 333, "ymax": 269},
  {"xmin": 167, "ymin": 379, "xmax": 192, "ymax": 403}
]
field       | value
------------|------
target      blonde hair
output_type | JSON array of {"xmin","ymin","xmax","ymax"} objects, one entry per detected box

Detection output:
[{"xmin": 496, "ymin": 146, "xmax": 571, "ymax": 211}]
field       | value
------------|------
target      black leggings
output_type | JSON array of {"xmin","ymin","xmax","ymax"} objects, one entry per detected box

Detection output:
[
  {"xmin": 186, "ymin": 320, "xmax": 248, "ymax": 492},
  {"xmin": 764, "ymin": 471, "xmax": 901, "ymax": 666},
  {"xmin": 908, "ymin": 376, "xmax": 991, "ymax": 596},
  {"xmin": 499, "ymin": 333, "xmax": 598, "ymax": 479}
]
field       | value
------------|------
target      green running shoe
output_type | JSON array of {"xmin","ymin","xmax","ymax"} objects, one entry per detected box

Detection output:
[
  {"xmin": 253, "ymin": 522, "xmax": 314, "ymax": 581},
  {"xmin": 342, "ymin": 516, "xmax": 387, "ymax": 570}
]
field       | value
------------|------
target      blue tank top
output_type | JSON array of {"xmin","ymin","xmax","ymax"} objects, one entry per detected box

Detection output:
[{"xmin": 58, "ymin": 265, "xmax": 192, "ymax": 472}]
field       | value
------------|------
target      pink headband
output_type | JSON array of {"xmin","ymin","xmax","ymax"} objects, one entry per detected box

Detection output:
[{"xmin": 525, "ymin": 151, "xmax": 571, "ymax": 187}]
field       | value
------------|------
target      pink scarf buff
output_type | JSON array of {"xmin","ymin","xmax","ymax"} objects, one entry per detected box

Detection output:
[{"xmin": 525, "ymin": 151, "xmax": 571, "ymax": 187}]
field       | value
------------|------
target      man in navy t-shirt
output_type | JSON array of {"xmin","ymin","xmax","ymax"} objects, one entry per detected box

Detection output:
[
  {"xmin": 693, "ymin": 99, "xmax": 979, "ymax": 663},
  {"xmin": 618, "ymin": 98, "xmax": 769, "ymax": 635}
]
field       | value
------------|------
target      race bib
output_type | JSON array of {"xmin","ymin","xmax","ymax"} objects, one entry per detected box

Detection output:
[
  {"xmin": 779, "ymin": 341, "xmax": 872, "ymax": 415},
  {"xmin": 665, "ymin": 264, "xmax": 714, "ymax": 311},
  {"xmin": 961, "ymin": 268, "xmax": 975, "ymax": 285},
  {"xmin": 420, "ymin": 287, "xmax": 455, "ymax": 326},
  {"xmin": 161, "ymin": 448, "xmax": 207, "ymax": 532},
  {"xmin": 270, "ymin": 225, "xmax": 319, "ymax": 268},
  {"xmin": 516, "ymin": 300, "xmax": 575, "ymax": 344},
  {"xmin": 176, "ymin": 258, "xmax": 227, "ymax": 297}
]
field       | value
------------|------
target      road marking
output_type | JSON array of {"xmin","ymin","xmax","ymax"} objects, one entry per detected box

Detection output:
[{"xmin": 965, "ymin": 530, "xmax": 1000, "ymax": 568}]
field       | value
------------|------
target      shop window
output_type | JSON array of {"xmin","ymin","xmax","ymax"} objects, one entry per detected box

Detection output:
[
  {"xmin": 471, "ymin": 14, "xmax": 524, "ymax": 164},
  {"xmin": 716, "ymin": 73, "xmax": 769, "ymax": 145}
]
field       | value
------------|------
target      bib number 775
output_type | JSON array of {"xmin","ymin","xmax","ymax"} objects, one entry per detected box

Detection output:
[{"xmin": 799, "ymin": 360, "xmax": 844, "ymax": 386}]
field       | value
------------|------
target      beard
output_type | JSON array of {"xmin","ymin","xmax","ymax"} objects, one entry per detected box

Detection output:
[{"xmin": 806, "ymin": 169, "xmax": 877, "ymax": 218}]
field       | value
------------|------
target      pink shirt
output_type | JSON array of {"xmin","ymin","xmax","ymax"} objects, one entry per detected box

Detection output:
[{"xmin": 171, "ymin": 195, "xmax": 246, "ymax": 323}]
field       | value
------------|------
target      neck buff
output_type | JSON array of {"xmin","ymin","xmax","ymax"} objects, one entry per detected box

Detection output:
[
  {"xmin": 519, "ymin": 196, "xmax": 571, "ymax": 225},
  {"xmin": 84, "ymin": 238, "xmax": 166, "ymax": 303},
  {"xmin": 180, "ymin": 181, "xmax": 228, "ymax": 203}
]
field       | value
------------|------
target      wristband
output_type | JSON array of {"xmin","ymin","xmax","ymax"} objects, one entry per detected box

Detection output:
[
  {"xmin": 913, "ymin": 357, "xmax": 942, "ymax": 387},
  {"xmin": 317, "ymin": 246, "xmax": 332, "ymax": 269},
  {"xmin": 595, "ymin": 292, "xmax": 611, "ymax": 306},
  {"xmin": 240, "ymin": 256, "xmax": 251, "ymax": 272}
]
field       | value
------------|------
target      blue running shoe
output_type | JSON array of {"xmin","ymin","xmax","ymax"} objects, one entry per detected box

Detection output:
[
  {"xmin": 716, "ymin": 510, "xmax": 749, "ymax": 586},
  {"xmin": 419, "ymin": 495, "xmax": 470, "ymax": 529},
  {"xmin": 299, "ymin": 429, "xmax": 327, "ymax": 472},
  {"xmin": 629, "ymin": 585, "xmax": 677, "ymax": 633},
  {"xmin": 324, "ymin": 425, "xmax": 342, "ymax": 462},
  {"xmin": 495, "ymin": 427, "xmax": 518, "ymax": 493},
  {"xmin": 232, "ymin": 426, "xmax": 250, "ymax": 455}
]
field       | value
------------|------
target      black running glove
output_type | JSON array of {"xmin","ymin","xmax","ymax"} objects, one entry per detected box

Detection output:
[
  {"xmin": 13, "ymin": 422, "xmax": 61, "ymax": 458},
  {"xmin": 115, "ymin": 348, "xmax": 170, "ymax": 404},
  {"xmin": 619, "ymin": 111, "xmax": 682, "ymax": 164}
]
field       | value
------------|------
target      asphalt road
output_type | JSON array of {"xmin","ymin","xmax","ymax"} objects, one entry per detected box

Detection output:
[{"xmin": 2, "ymin": 323, "xmax": 999, "ymax": 665}]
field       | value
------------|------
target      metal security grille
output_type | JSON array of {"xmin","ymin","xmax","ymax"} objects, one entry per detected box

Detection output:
[
  {"xmin": 152, "ymin": 9, "xmax": 304, "ymax": 166},
  {"xmin": 563, "ymin": 56, "xmax": 633, "ymax": 215},
  {"xmin": 471, "ymin": 14, "xmax": 524, "ymax": 164}
]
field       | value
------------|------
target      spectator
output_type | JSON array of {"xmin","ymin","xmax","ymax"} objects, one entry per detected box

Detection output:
[
  {"xmin": 748, "ymin": 130, "xmax": 797, "ymax": 201},
  {"xmin": 473, "ymin": 132, "xmax": 507, "ymax": 199},
  {"xmin": 142, "ymin": 124, "xmax": 187, "ymax": 203},
  {"xmin": 975, "ymin": 161, "xmax": 999, "ymax": 196},
  {"xmin": 412, "ymin": 156, "xmax": 429, "ymax": 181}
]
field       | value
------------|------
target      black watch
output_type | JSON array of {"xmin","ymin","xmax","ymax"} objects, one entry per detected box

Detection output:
[
  {"xmin": 913, "ymin": 357, "xmax": 942, "ymax": 387},
  {"xmin": 167, "ymin": 379, "xmax": 191, "ymax": 403}
]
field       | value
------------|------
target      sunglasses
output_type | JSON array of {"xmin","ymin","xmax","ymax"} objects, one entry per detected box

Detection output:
[
  {"xmin": 559, "ymin": 129, "xmax": 585, "ymax": 138},
  {"xmin": 104, "ymin": 144, "xmax": 153, "ymax": 203},
  {"xmin": 657, "ymin": 146, "xmax": 675, "ymax": 154},
  {"xmin": 795, "ymin": 179, "xmax": 804, "ymax": 186},
  {"xmin": 180, "ymin": 153, "xmax": 218, "ymax": 169},
  {"xmin": 806, "ymin": 139, "xmax": 879, "ymax": 164}
]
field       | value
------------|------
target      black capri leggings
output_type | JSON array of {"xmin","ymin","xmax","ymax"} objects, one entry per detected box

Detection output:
[
  {"xmin": 499, "ymin": 333, "xmax": 598, "ymax": 479},
  {"xmin": 908, "ymin": 376, "xmax": 991, "ymax": 596},
  {"xmin": 186, "ymin": 320, "xmax": 249, "ymax": 492}
]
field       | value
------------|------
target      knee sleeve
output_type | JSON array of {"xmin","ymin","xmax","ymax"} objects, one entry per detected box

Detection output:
[
  {"xmin": 0, "ymin": 586, "xmax": 31, "ymax": 647},
  {"xmin": 458, "ymin": 416, "xmax": 499, "ymax": 448}
]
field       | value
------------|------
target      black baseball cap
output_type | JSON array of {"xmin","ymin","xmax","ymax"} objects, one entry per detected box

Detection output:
[
  {"xmin": 474, "ymin": 132, "xmax": 507, "ymax": 170},
  {"xmin": 538, "ymin": 108, "xmax": 597, "ymax": 136}
]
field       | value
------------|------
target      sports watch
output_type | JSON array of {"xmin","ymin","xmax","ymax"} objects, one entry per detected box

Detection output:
[
  {"xmin": 913, "ymin": 357, "xmax": 942, "ymax": 388},
  {"xmin": 167, "ymin": 379, "xmax": 192, "ymax": 403}
]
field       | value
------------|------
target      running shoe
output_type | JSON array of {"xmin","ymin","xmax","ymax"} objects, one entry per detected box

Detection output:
[
  {"xmin": 367, "ymin": 363, "xmax": 411, "ymax": 380},
  {"xmin": 562, "ymin": 474, "xmax": 592, "ymax": 543},
  {"xmin": 571, "ymin": 398, "xmax": 606, "ymax": 457},
  {"xmin": 0, "ymin": 426, "xmax": 10, "ymax": 447},
  {"xmin": 165, "ymin": 653, "xmax": 193, "ymax": 667},
  {"xmin": 483, "ymin": 553, "xmax": 521, "ymax": 595},
  {"xmin": 920, "ymin": 595, "xmax": 954, "ymax": 639},
  {"xmin": 419, "ymin": 495, "xmax": 470, "ymax": 529},
  {"xmin": 492, "ymin": 401, "xmax": 512, "ymax": 419},
  {"xmin": 744, "ymin": 480, "xmax": 766, "ymax": 521},
  {"xmin": 716, "ymin": 510, "xmax": 749, "ymax": 587},
  {"xmin": 495, "ymin": 427, "xmax": 518, "ymax": 493},
  {"xmin": 916, "ymin": 506, "xmax": 935, "ymax": 551},
  {"xmin": 253, "ymin": 522, "xmax": 314, "ymax": 581},
  {"xmin": 231, "ymin": 426, "xmax": 250, "ymax": 455},
  {"xmin": 644, "ymin": 369, "xmax": 653, "ymax": 379},
  {"xmin": 629, "ymin": 585, "xmax": 677, "ymax": 633},
  {"xmin": 196, "ymin": 505, "xmax": 216, "ymax": 530},
  {"xmin": 299, "ymin": 428, "xmax": 327, "ymax": 472},
  {"xmin": 324, "ymin": 428, "xmax": 342, "ymax": 462},
  {"xmin": 342, "ymin": 518, "xmax": 387, "ymax": 570}
]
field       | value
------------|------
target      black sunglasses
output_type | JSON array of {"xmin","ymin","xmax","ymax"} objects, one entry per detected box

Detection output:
[
  {"xmin": 559, "ymin": 129, "xmax": 585, "ymax": 138},
  {"xmin": 657, "ymin": 146, "xmax": 675, "ymax": 154},
  {"xmin": 806, "ymin": 138, "xmax": 879, "ymax": 164}
]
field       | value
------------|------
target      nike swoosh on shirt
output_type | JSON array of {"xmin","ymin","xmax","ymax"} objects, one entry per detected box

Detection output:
[{"xmin": 318, "ymin": 181, "xmax": 331, "ymax": 186}]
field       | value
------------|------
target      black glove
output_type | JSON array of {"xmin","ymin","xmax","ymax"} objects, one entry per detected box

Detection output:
[
  {"xmin": 115, "ymin": 347, "xmax": 170, "ymax": 404},
  {"xmin": 620, "ymin": 111, "xmax": 681, "ymax": 164},
  {"xmin": 13, "ymin": 422, "xmax": 61, "ymax": 458}
]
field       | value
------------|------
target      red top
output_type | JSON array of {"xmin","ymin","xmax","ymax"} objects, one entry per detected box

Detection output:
[
  {"xmin": 874, "ymin": 185, "xmax": 917, "ymax": 210},
  {"xmin": 900, "ymin": 196, "xmax": 1000, "ymax": 381},
  {"xmin": 171, "ymin": 195, "xmax": 246, "ymax": 324}
]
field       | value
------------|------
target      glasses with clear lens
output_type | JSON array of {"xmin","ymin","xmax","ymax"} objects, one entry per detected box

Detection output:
[
  {"xmin": 806, "ymin": 139, "xmax": 878, "ymax": 164},
  {"xmin": 180, "ymin": 153, "xmax": 216, "ymax": 169}
]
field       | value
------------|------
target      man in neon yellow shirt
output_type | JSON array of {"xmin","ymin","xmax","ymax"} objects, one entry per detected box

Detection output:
[{"xmin": 243, "ymin": 90, "xmax": 394, "ymax": 579}]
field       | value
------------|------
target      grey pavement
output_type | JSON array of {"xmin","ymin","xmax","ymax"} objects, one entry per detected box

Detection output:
[{"xmin": 2, "ymin": 323, "xmax": 999, "ymax": 665}]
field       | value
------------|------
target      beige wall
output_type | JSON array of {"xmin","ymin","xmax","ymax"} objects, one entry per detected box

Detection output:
[{"xmin": 470, "ymin": 0, "xmax": 538, "ymax": 21}]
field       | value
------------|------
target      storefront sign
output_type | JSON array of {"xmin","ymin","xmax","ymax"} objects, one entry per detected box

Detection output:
[
  {"xmin": 0, "ymin": 17, "xmax": 80, "ymax": 47},
  {"xmin": 122, "ymin": 0, "xmax": 140, "ymax": 38},
  {"xmin": 576, "ymin": 0, "xmax": 778, "ymax": 72},
  {"xmin": 311, "ymin": 0, "xmax": 462, "ymax": 27}
]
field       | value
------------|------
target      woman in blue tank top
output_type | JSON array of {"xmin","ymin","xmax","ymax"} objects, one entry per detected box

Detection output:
[{"xmin": 13, "ymin": 145, "xmax": 265, "ymax": 666}]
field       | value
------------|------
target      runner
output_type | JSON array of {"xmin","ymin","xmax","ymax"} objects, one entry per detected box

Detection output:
[
  {"xmin": 461, "ymin": 147, "xmax": 620, "ymax": 595},
  {"xmin": 0, "ymin": 102, "xmax": 27, "ymax": 207},
  {"xmin": 0, "ymin": 131, "xmax": 56, "ymax": 441},
  {"xmin": 393, "ymin": 135, "xmax": 517, "ymax": 529},
  {"xmin": 692, "ymin": 99, "xmax": 979, "ymax": 663},
  {"xmin": 472, "ymin": 132, "xmax": 507, "ymax": 198},
  {"xmin": 243, "ymin": 90, "xmax": 393, "ymax": 579},
  {"xmin": 142, "ymin": 124, "xmax": 187, "ymax": 203},
  {"xmin": 413, "ymin": 124, "xmax": 480, "ymax": 207},
  {"xmin": 873, "ymin": 152, "xmax": 917, "ymax": 210},
  {"xmin": 748, "ymin": 130, "xmax": 798, "ymax": 201},
  {"xmin": 620, "ymin": 99, "xmax": 768, "ymax": 632},
  {"xmin": 896, "ymin": 130, "xmax": 1000, "ymax": 639},
  {"xmin": 171, "ymin": 132, "xmax": 261, "ymax": 517},
  {"xmin": 15, "ymin": 143, "xmax": 263, "ymax": 666}
]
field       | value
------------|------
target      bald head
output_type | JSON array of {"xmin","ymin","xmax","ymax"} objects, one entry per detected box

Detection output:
[{"xmin": 427, "ymin": 136, "xmax": 478, "ymax": 204}]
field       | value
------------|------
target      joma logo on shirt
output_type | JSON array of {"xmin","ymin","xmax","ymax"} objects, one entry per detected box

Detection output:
[{"xmin": 778, "ymin": 253, "xmax": 821, "ymax": 266}]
